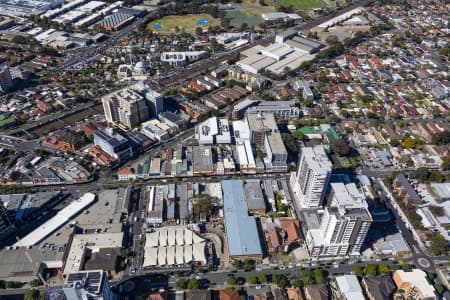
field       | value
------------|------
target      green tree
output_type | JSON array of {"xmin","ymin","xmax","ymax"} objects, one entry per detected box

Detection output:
[
  {"xmin": 227, "ymin": 276, "xmax": 237, "ymax": 285},
  {"xmin": 248, "ymin": 276, "xmax": 259, "ymax": 284},
  {"xmin": 195, "ymin": 27, "xmax": 203, "ymax": 35},
  {"xmin": 365, "ymin": 264, "xmax": 378, "ymax": 276},
  {"xmin": 354, "ymin": 266, "xmax": 364, "ymax": 276},
  {"xmin": 293, "ymin": 131, "xmax": 304, "ymax": 141},
  {"xmin": 258, "ymin": 273, "xmax": 267, "ymax": 283},
  {"xmin": 24, "ymin": 289, "xmax": 39, "ymax": 300},
  {"xmin": 282, "ymin": 133, "xmax": 298, "ymax": 153},
  {"xmin": 434, "ymin": 283, "xmax": 445, "ymax": 295},
  {"xmin": 441, "ymin": 156, "xmax": 450, "ymax": 171},
  {"xmin": 187, "ymin": 278, "xmax": 199, "ymax": 290},
  {"xmin": 243, "ymin": 259, "xmax": 254, "ymax": 272},
  {"xmin": 313, "ymin": 269, "xmax": 325, "ymax": 284},
  {"xmin": 197, "ymin": 114, "xmax": 209, "ymax": 122},
  {"xmin": 330, "ymin": 139, "xmax": 351, "ymax": 156},
  {"xmin": 401, "ymin": 137, "xmax": 416, "ymax": 149},
  {"xmin": 301, "ymin": 270, "xmax": 314, "ymax": 285},
  {"xmin": 277, "ymin": 278, "xmax": 287, "ymax": 289},
  {"xmin": 378, "ymin": 264, "xmax": 390, "ymax": 275},
  {"xmin": 176, "ymin": 279, "xmax": 186, "ymax": 290},
  {"xmin": 430, "ymin": 233, "xmax": 447, "ymax": 256},
  {"xmin": 431, "ymin": 131, "xmax": 450, "ymax": 145},
  {"xmin": 410, "ymin": 167, "xmax": 430, "ymax": 183},
  {"xmin": 291, "ymin": 279, "xmax": 303, "ymax": 288}
]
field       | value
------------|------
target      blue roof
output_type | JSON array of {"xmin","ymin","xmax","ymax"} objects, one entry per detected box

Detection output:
[{"xmin": 222, "ymin": 180, "xmax": 263, "ymax": 257}]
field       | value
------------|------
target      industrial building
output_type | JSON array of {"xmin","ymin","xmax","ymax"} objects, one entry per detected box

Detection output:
[
  {"xmin": 237, "ymin": 32, "xmax": 322, "ymax": 75},
  {"xmin": 145, "ymin": 186, "xmax": 164, "ymax": 225},
  {"xmin": 290, "ymin": 145, "xmax": 332, "ymax": 208},
  {"xmin": 0, "ymin": 0, "xmax": 63, "ymax": 17},
  {"xmin": 222, "ymin": 180, "xmax": 263, "ymax": 260},
  {"xmin": 305, "ymin": 183, "xmax": 372, "ymax": 259},
  {"xmin": 96, "ymin": 11, "xmax": 135, "ymax": 31},
  {"xmin": 93, "ymin": 128, "xmax": 133, "ymax": 163},
  {"xmin": 102, "ymin": 87, "xmax": 149, "ymax": 129},
  {"xmin": 142, "ymin": 227, "xmax": 207, "ymax": 267},
  {"xmin": 195, "ymin": 117, "xmax": 231, "ymax": 145}
]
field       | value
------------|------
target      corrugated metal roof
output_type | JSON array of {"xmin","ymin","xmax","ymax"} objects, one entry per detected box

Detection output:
[{"xmin": 222, "ymin": 180, "xmax": 262, "ymax": 257}]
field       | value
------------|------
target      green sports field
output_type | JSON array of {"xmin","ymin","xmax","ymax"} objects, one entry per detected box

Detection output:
[
  {"xmin": 275, "ymin": 0, "xmax": 324, "ymax": 10},
  {"xmin": 147, "ymin": 14, "xmax": 220, "ymax": 34}
]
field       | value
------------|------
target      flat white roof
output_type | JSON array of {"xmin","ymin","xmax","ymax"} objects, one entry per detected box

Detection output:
[{"xmin": 14, "ymin": 193, "xmax": 96, "ymax": 247}]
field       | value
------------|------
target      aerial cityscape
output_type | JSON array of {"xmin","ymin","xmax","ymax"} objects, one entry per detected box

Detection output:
[{"xmin": 0, "ymin": 0, "xmax": 448, "ymax": 299}]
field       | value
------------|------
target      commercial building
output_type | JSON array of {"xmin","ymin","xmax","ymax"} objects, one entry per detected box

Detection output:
[
  {"xmin": 14, "ymin": 193, "xmax": 96, "ymax": 247},
  {"xmin": 0, "ymin": 66, "xmax": 13, "ymax": 93},
  {"xmin": 160, "ymin": 51, "xmax": 207, "ymax": 66},
  {"xmin": 63, "ymin": 232, "xmax": 123, "ymax": 274},
  {"xmin": 195, "ymin": 117, "xmax": 231, "ymax": 145},
  {"xmin": 393, "ymin": 269, "xmax": 437, "ymax": 300},
  {"xmin": 192, "ymin": 146, "xmax": 214, "ymax": 174},
  {"xmin": 247, "ymin": 100, "xmax": 301, "ymax": 119},
  {"xmin": 142, "ymin": 227, "xmax": 207, "ymax": 267},
  {"xmin": 335, "ymin": 275, "xmax": 365, "ymax": 300},
  {"xmin": 102, "ymin": 87, "xmax": 149, "ymax": 129},
  {"xmin": 290, "ymin": 145, "xmax": 332, "ymax": 208},
  {"xmin": 244, "ymin": 180, "xmax": 266, "ymax": 215},
  {"xmin": 142, "ymin": 119, "xmax": 172, "ymax": 141},
  {"xmin": 63, "ymin": 270, "xmax": 113, "ymax": 300},
  {"xmin": 0, "ymin": 202, "xmax": 14, "ymax": 239},
  {"xmin": 93, "ymin": 128, "xmax": 133, "ymax": 163},
  {"xmin": 305, "ymin": 183, "xmax": 372, "ymax": 258},
  {"xmin": 222, "ymin": 180, "xmax": 263, "ymax": 260}
]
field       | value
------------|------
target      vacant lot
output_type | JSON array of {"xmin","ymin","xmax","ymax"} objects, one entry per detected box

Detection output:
[
  {"xmin": 276, "ymin": 0, "xmax": 323, "ymax": 10},
  {"xmin": 147, "ymin": 14, "xmax": 220, "ymax": 34}
]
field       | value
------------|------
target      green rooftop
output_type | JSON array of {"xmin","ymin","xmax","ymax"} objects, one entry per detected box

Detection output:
[
  {"xmin": 298, "ymin": 127, "xmax": 321, "ymax": 135},
  {"xmin": 326, "ymin": 128, "xmax": 341, "ymax": 143},
  {"xmin": 0, "ymin": 114, "xmax": 15, "ymax": 128}
]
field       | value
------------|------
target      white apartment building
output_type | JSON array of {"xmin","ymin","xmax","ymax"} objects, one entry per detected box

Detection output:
[
  {"xmin": 306, "ymin": 182, "xmax": 372, "ymax": 259},
  {"xmin": 290, "ymin": 145, "xmax": 332, "ymax": 208}
]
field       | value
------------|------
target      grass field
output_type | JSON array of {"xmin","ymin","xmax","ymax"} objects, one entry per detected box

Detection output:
[
  {"xmin": 275, "ymin": 0, "xmax": 324, "ymax": 10},
  {"xmin": 147, "ymin": 14, "xmax": 220, "ymax": 34},
  {"xmin": 226, "ymin": 10, "xmax": 265, "ymax": 27}
]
